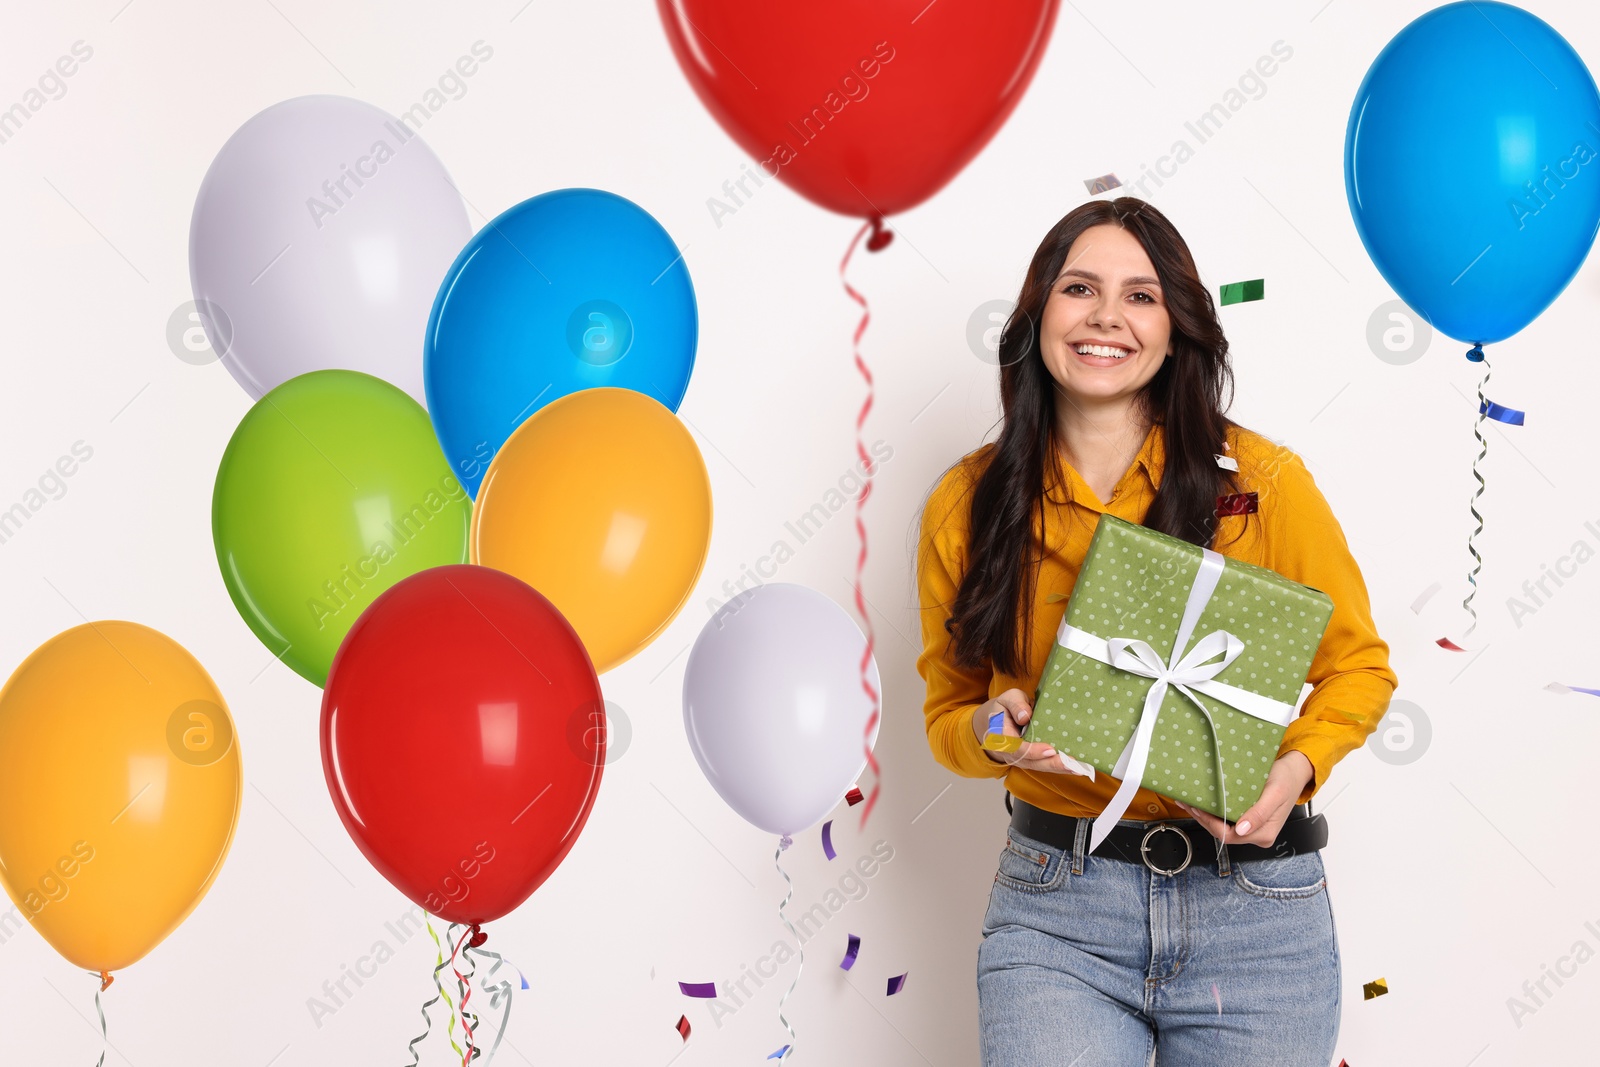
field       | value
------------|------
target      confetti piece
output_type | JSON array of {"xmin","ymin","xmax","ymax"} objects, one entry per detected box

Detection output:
[
  {"xmin": 822, "ymin": 820, "xmax": 837, "ymax": 861},
  {"xmin": 1362, "ymin": 977, "xmax": 1388, "ymax": 1000},
  {"xmin": 887, "ymin": 972, "xmax": 908, "ymax": 996},
  {"xmin": 678, "ymin": 981, "xmax": 717, "ymax": 998},
  {"xmin": 676, "ymin": 1015, "xmax": 691, "ymax": 1040},
  {"xmin": 1084, "ymin": 172, "xmax": 1122, "ymax": 195},
  {"xmin": 1410, "ymin": 581, "xmax": 1441, "ymax": 614},
  {"xmin": 1219, "ymin": 279, "xmax": 1264, "ymax": 306},
  {"xmin": 1212, "ymin": 982, "xmax": 1221, "ymax": 1016},
  {"xmin": 1548, "ymin": 682, "xmax": 1600, "ymax": 697},
  {"xmin": 1045, "ymin": 592, "xmax": 1069, "ymax": 604},
  {"xmin": 1214, "ymin": 454, "xmax": 1239, "ymax": 471},
  {"xmin": 1215, "ymin": 492, "xmax": 1258, "ymax": 516},
  {"xmin": 768, "ymin": 1046, "xmax": 791, "ymax": 1060},
  {"xmin": 1478, "ymin": 398, "xmax": 1525, "ymax": 425},
  {"xmin": 845, "ymin": 786, "xmax": 864, "ymax": 806},
  {"xmin": 840, "ymin": 934, "xmax": 861, "ymax": 971},
  {"xmin": 1435, "ymin": 637, "xmax": 1466, "ymax": 651},
  {"xmin": 982, "ymin": 709, "xmax": 1022, "ymax": 753}
]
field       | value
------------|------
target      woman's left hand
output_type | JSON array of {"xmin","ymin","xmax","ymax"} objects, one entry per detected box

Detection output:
[{"xmin": 1171, "ymin": 750, "xmax": 1315, "ymax": 847}]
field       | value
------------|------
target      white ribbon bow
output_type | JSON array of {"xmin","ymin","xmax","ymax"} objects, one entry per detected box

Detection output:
[{"xmin": 1050, "ymin": 547, "xmax": 1298, "ymax": 855}]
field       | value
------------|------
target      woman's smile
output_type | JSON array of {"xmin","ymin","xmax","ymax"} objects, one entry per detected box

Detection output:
[{"xmin": 1070, "ymin": 340, "xmax": 1136, "ymax": 366}]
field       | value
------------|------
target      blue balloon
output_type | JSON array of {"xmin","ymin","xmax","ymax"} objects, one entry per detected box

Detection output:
[
  {"xmin": 1345, "ymin": 1, "xmax": 1600, "ymax": 347},
  {"xmin": 425, "ymin": 188, "xmax": 697, "ymax": 496}
]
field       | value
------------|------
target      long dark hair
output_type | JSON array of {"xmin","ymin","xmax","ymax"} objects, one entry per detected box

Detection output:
[{"xmin": 945, "ymin": 197, "xmax": 1248, "ymax": 678}]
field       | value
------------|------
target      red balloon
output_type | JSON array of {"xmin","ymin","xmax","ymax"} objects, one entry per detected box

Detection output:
[
  {"xmin": 656, "ymin": 0, "xmax": 1059, "ymax": 219},
  {"xmin": 321, "ymin": 564, "xmax": 605, "ymax": 925}
]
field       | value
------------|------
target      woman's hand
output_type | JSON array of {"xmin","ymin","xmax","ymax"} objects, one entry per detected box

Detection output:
[
  {"xmin": 1171, "ymin": 750, "xmax": 1314, "ymax": 847},
  {"xmin": 971, "ymin": 689, "xmax": 1096, "ymax": 778}
]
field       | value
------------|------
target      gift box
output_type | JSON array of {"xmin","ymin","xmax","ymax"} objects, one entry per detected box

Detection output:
[{"xmin": 1023, "ymin": 514, "xmax": 1334, "ymax": 851}]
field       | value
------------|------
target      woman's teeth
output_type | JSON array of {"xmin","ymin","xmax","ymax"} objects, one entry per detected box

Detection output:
[{"xmin": 1075, "ymin": 344, "xmax": 1131, "ymax": 359}]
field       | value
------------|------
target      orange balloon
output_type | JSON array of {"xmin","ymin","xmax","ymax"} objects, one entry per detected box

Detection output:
[
  {"xmin": 471, "ymin": 387, "xmax": 713, "ymax": 673},
  {"xmin": 0, "ymin": 622, "xmax": 242, "ymax": 973}
]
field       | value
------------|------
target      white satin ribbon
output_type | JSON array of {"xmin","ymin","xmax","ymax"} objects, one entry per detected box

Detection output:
[{"xmin": 1051, "ymin": 547, "xmax": 1298, "ymax": 855}]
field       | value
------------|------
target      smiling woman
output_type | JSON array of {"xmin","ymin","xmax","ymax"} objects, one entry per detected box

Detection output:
[{"xmin": 915, "ymin": 196, "xmax": 1397, "ymax": 1065}]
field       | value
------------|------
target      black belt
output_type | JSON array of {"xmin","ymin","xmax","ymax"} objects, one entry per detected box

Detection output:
[{"xmin": 1007, "ymin": 795, "xmax": 1328, "ymax": 876}]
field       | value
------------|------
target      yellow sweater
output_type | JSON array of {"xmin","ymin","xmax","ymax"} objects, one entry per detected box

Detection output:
[{"xmin": 916, "ymin": 421, "xmax": 1398, "ymax": 819}]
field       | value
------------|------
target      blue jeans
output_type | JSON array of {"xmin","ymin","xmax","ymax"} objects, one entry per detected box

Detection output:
[{"xmin": 977, "ymin": 815, "xmax": 1340, "ymax": 1066}]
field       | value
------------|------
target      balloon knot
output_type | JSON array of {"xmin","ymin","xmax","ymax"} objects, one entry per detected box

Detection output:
[
  {"xmin": 99, "ymin": 970, "xmax": 114, "ymax": 992},
  {"xmin": 779, "ymin": 834, "xmax": 793, "ymax": 851},
  {"xmin": 1465, "ymin": 344, "xmax": 1484, "ymax": 362},
  {"xmin": 468, "ymin": 924, "xmax": 488, "ymax": 949},
  {"xmin": 865, "ymin": 214, "xmax": 894, "ymax": 253}
]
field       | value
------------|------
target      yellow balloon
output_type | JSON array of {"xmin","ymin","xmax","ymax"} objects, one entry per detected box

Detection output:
[
  {"xmin": 0, "ymin": 622, "xmax": 242, "ymax": 973},
  {"xmin": 471, "ymin": 387, "xmax": 713, "ymax": 673}
]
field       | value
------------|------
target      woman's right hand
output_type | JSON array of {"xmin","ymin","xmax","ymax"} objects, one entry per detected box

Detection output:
[{"xmin": 972, "ymin": 689, "xmax": 1096, "ymax": 778}]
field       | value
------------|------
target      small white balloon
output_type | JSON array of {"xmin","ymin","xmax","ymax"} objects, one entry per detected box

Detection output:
[
  {"xmin": 189, "ymin": 95, "xmax": 472, "ymax": 405},
  {"xmin": 683, "ymin": 583, "xmax": 881, "ymax": 836}
]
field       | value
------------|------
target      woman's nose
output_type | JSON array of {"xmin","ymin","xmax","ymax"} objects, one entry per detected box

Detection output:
[{"xmin": 1088, "ymin": 299, "xmax": 1123, "ymax": 328}]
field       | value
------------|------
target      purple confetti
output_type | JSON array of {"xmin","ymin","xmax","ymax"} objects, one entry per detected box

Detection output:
[
  {"xmin": 767, "ymin": 1046, "xmax": 791, "ymax": 1060},
  {"xmin": 840, "ymin": 934, "xmax": 861, "ymax": 971},
  {"xmin": 886, "ymin": 972, "xmax": 908, "ymax": 996},
  {"xmin": 678, "ymin": 981, "xmax": 717, "ymax": 998},
  {"xmin": 822, "ymin": 820, "xmax": 837, "ymax": 861},
  {"xmin": 1549, "ymin": 683, "xmax": 1600, "ymax": 698}
]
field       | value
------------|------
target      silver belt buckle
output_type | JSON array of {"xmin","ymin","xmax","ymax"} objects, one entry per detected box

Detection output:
[{"xmin": 1140, "ymin": 823, "xmax": 1193, "ymax": 876}]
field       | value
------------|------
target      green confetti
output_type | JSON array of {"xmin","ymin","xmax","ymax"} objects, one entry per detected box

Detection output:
[{"xmin": 1219, "ymin": 278, "xmax": 1265, "ymax": 306}]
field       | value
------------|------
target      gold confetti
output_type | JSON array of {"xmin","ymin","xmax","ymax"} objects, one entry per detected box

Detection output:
[{"xmin": 1363, "ymin": 977, "xmax": 1388, "ymax": 1000}]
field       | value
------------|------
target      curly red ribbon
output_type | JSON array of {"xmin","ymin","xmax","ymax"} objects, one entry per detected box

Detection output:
[{"xmin": 840, "ymin": 215, "xmax": 891, "ymax": 828}]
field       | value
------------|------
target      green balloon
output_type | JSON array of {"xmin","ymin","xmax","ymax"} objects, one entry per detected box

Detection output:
[{"xmin": 212, "ymin": 370, "xmax": 470, "ymax": 687}]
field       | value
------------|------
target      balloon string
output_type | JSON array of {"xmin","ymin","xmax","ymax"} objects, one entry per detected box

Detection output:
[
  {"xmin": 841, "ymin": 217, "xmax": 885, "ymax": 830},
  {"xmin": 1462, "ymin": 344, "xmax": 1491, "ymax": 639},
  {"xmin": 87, "ymin": 971, "xmax": 111, "ymax": 1067},
  {"xmin": 773, "ymin": 835, "xmax": 802, "ymax": 1061},
  {"xmin": 411, "ymin": 918, "xmax": 468, "ymax": 1066},
  {"xmin": 452, "ymin": 924, "xmax": 482, "ymax": 1065},
  {"xmin": 463, "ymin": 933, "xmax": 517, "ymax": 1066}
]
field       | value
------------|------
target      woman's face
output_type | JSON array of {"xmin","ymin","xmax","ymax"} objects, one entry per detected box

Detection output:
[{"xmin": 1038, "ymin": 223, "xmax": 1172, "ymax": 413}]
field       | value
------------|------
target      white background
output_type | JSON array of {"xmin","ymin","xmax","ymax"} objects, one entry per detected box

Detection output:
[{"xmin": 1, "ymin": 1, "xmax": 1597, "ymax": 1063}]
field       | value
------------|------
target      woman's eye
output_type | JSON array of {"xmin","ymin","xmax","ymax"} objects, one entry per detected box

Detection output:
[{"xmin": 1062, "ymin": 283, "xmax": 1155, "ymax": 303}]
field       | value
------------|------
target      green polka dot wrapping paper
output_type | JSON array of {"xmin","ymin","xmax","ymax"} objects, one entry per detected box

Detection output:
[{"xmin": 1024, "ymin": 514, "xmax": 1334, "ymax": 828}]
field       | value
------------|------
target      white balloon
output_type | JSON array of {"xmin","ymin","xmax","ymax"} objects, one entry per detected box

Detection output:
[
  {"xmin": 683, "ymin": 583, "xmax": 881, "ymax": 836},
  {"xmin": 189, "ymin": 95, "xmax": 472, "ymax": 405}
]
